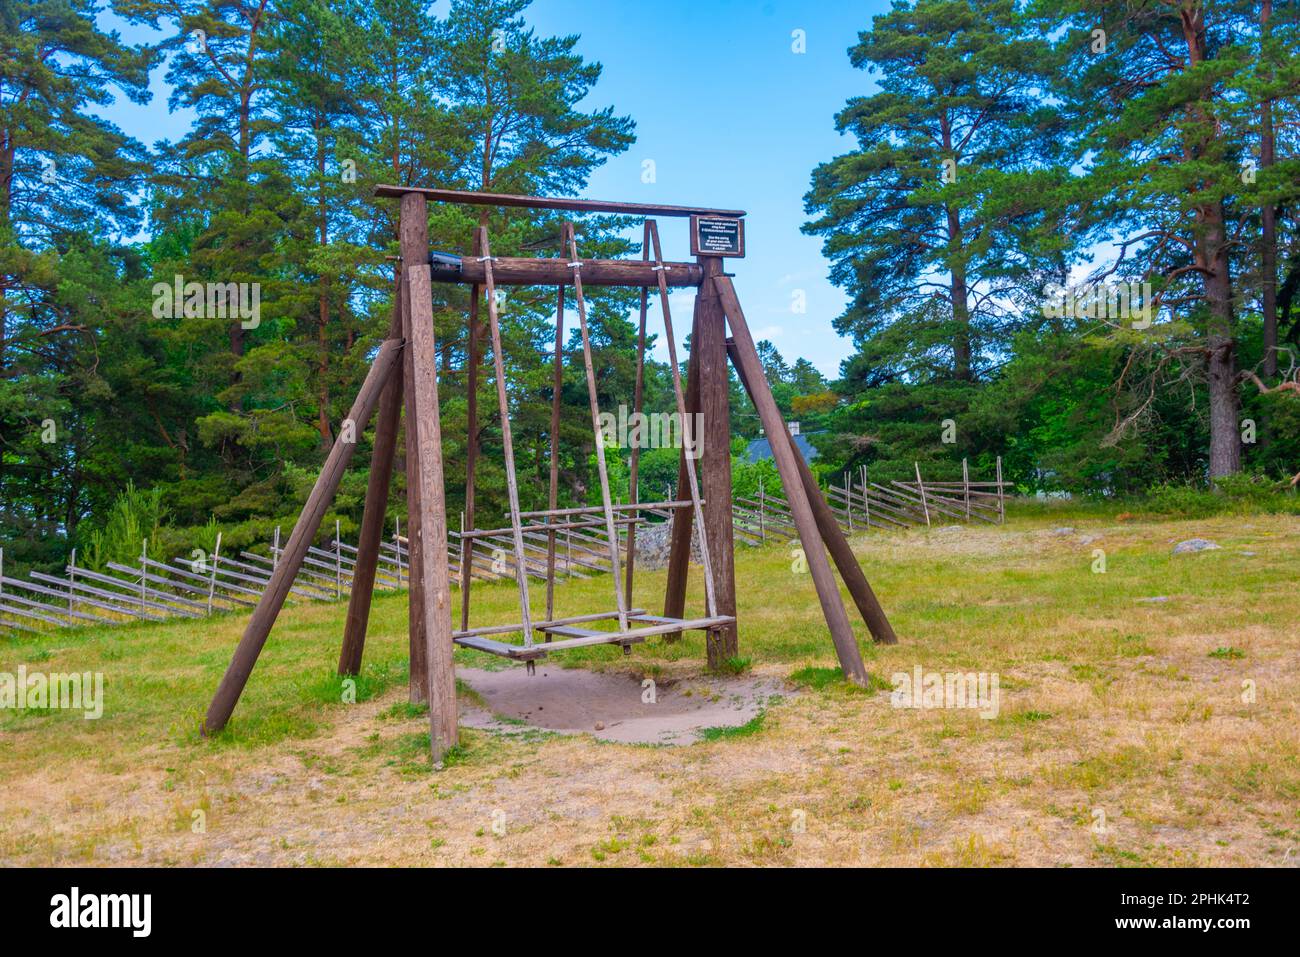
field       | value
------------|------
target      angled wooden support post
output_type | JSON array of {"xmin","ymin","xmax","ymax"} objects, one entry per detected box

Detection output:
[
  {"xmin": 715, "ymin": 275, "xmax": 869, "ymax": 684},
  {"xmin": 338, "ymin": 275, "xmax": 406, "ymax": 676},
  {"xmin": 400, "ymin": 191, "xmax": 458, "ymax": 759},
  {"xmin": 202, "ymin": 337, "xmax": 405, "ymax": 735},
  {"xmin": 728, "ymin": 338, "xmax": 897, "ymax": 646}
]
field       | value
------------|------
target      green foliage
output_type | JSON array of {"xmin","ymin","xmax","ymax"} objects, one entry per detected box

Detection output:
[
  {"xmin": 1144, "ymin": 476, "xmax": 1300, "ymax": 519},
  {"xmin": 77, "ymin": 482, "xmax": 167, "ymax": 571}
]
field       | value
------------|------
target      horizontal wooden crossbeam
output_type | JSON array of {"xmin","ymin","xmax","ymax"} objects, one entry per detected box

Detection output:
[
  {"xmin": 427, "ymin": 254, "xmax": 703, "ymax": 288},
  {"xmin": 374, "ymin": 185, "xmax": 745, "ymax": 219}
]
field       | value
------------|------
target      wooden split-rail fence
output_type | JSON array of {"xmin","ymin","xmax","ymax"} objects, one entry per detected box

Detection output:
[
  {"xmin": 736, "ymin": 457, "xmax": 1008, "ymax": 542},
  {"xmin": 0, "ymin": 459, "xmax": 1006, "ymax": 637}
]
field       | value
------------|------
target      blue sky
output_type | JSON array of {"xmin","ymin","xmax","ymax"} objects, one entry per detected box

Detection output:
[{"xmin": 98, "ymin": 0, "xmax": 895, "ymax": 377}]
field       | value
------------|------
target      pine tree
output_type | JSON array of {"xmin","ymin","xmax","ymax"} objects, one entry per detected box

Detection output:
[
  {"xmin": 1, "ymin": 0, "xmax": 155, "ymax": 565},
  {"xmin": 805, "ymin": 0, "xmax": 1064, "ymax": 384}
]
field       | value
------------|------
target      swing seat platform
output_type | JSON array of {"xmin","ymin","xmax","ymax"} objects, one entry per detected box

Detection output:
[{"xmin": 453, "ymin": 612, "xmax": 736, "ymax": 661}]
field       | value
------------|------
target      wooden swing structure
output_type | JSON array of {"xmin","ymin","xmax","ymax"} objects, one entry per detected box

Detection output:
[{"xmin": 201, "ymin": 186, "xmax": 897, "ymax": 761}]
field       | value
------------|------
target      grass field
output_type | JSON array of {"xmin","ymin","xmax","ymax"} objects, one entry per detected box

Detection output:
[{"xmin": 2, "ymin": 502, "xmax": 1297, "ymax": 867}]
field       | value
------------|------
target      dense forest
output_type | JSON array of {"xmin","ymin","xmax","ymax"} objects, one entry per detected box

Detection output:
[{"xmin": 3, "ymin": 0, "xmax": 1299, "ymax": 575}]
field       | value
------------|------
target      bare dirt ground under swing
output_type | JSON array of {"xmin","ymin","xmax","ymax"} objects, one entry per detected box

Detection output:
[{"xmin": 1, "ymin": 504, "xmax": 1298, "ymax": 867}]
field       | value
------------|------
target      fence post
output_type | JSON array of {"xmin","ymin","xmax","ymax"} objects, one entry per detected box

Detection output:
[
  {"xmin": 208, "ymin": 532, "xmax": 222, "ymax": 615},
  {"xmin": 845, "ymin": 470, "xmax": 854, "ymax": 531},
  {"xmin": 963, "ymin": 457, "xmax": 971, "ymax": 521},
  {"xmin": 996, "ymin": 455, "xmax": 1005, "ymax": 524},
  {"xmin": 140, "ymin": 538, "xmax": 149, "ymax": 606},
  {"xmin": 68, "ymin": 547, "xmax": 77, "ymax": 614},
  {"xmin": 334, "ymin": 518, "xmax": 343, "ymax": 599},
  {"xmin": 758, "ymin": 478, "xmax": 766, "ymax": 542},
  {"xmin": 272, "ymin": 525, "xmax": 281, "ymax": 570},
  {"xmin": 861, "ymin": 465, "xmax": 870, "ymax": 529},
  {"xmin": 394, "ymin": 515, "xmax": 403, "ymax": 587},
  {"xmin": 914, "ymin": 463, "xmax": 930, "ymax": 527}
]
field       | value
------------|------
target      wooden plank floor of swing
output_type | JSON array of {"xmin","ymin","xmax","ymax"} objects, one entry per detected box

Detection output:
[{"xmin": 453, "ymin": 613, "xmax": 737, "ymax": 660}]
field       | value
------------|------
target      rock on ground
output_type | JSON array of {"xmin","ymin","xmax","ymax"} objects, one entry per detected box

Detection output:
[{"xmin": 1173, "ymin": 538, "xmax": 1221, "ymax": 554}]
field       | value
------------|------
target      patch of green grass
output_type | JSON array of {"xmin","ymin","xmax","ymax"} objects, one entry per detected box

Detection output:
[
  {"xmin": 1008, "ymin": 710, "xmax": 1054, "ymax": 724},
  {"xmin": 789, "ymin": 665, "xmax": 892, "ymax": 694},
  {"xmin": 698, "ymin": 712, "xmax": 765, "ymax": 741},
  {"xmin": 379, "ymin": 700, "xmax": 428, "ymax": 721},
  {"xmin": 715, "ymin": 655, "xmax": 752, "ymax": 675},
  {"xmin": 1208, "ymin": 647, "xmax": 1246, "ymax": 660},
  {"xmin": 302, "ymin": 658, "xmax": 406, "ymax": 706}
]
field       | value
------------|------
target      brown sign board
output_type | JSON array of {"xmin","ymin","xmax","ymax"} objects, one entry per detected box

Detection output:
[{"xmin": 690, "ymin": 215, "xmax": 745, "ymax": 258}]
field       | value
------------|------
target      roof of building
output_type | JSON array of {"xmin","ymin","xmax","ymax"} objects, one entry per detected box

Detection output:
[{"xmin": 745, "ymin": 431, "xmax": 820, "ymax": 465}]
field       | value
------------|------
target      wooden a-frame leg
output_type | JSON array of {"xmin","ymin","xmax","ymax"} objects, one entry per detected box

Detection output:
[
  {"xmin": 715, "ymin": 275, "xmax": 869, "ymax": 685},
  {"xmin": 203, "ymin": 338, "xmax": 405, "ymax": 734},
  {"xmin": 401, "ymin": 191, "xmax": 457, "ymax": 759},
  {"xmin": 727, "ymin": 338, "xmax": 898, "ymax": 646},
  {"xmin": 338, "ymin": 277, "xmax": 406, "ymax": 675}
]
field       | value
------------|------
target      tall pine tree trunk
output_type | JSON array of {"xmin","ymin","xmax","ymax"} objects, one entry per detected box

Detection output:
[
  {"xmin": 1202, "ymin": 208, "xmax": 1241, "ymax": 478},
  {"xmin": 316, "ymin": 123, "xmax": 331, "ymax": 446},
  {"xmin": 947, "ymin": 206, "xmax": 973, "ymax": 382},
  {"xmin": 1181, "ymin": 5, "xmax": 1240, "ymax": 479},
  {"xmin": 1260, "ymin": 0, "xmax": 1279, "ymax": 379}
]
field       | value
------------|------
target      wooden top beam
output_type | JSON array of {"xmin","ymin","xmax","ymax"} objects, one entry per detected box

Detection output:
[{"xmin": 373, "ymin": 185, "xmax": 745, "ymax": 219}]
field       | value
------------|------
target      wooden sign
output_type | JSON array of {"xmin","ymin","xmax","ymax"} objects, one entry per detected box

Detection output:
[{"xmin": 690, "ymin": 215, "xmax": 745, "ymax": 258}]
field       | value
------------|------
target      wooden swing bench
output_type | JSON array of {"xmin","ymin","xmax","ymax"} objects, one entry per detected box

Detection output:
[{"xmin": 453, "ymin": 611, "xmax": 737, "ymax": 661}]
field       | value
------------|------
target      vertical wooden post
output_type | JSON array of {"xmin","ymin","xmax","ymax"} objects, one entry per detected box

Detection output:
[
  {"xmin": 400, "ymin": 200, "xmax": 429, "ymax": 703},
  {"xmin": 758, "ymin": 479, "xmax": 766, "ymax": 542},
  {"xmin": 338, "ymin": 280, "xmax": 405, "ymax": 676},
  {"xmin": 914, "ymin": 462, "xmax": 930, "ymax": 527},
  {"xmin": 401, "ymin": 191, "xmax": 457, "ymax": 759},
  {"xmin": 997, "ymin": 455, "xmax": 1005, "ymax": 523},
  {"xmin": 202, "ymin": 339, "xmax": 404, "ymax": 734},
  {"xmin": 394, "ymin": 516, "xmax": 402, "ymax": 586},
  {"xmin": 963, "ymin": 457, "xmax": 971, "ymax": 521},
  {"xmin": 272, "ymin": 527, "xmax": 280, "ymax": 569},
  {"xmin": 334, "ymin": 519, "xmax": 342, "ymax": 599},
  {"xmin": 717, "ymin": 280, "xmax": 870, "ymax": 681},
  {"xmin": 845, "ymin": 471, "xmax": 854, "ymax": 531},
  {"xmin": 861, "ymin": 466, "xmax": 870, "ymax": 529},
  {"xmin": 207, "ymin": 534, "xmax": 221, "ymax": 616},
  {"xmin": 68, "ymin": 547, "xmax": 77, "ymax": 615},
  {"xmin": 692, "ymin": 256, "xmax": 737, "ymax": 665},
  {"xmin": 140, "ymin": 539, "xmax": 148, "ymax": 607}
]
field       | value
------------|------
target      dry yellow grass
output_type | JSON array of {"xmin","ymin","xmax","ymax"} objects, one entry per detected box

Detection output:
[{"xmin": 1, "ymin": 507, "xmax": 1297, "ymax": 867}]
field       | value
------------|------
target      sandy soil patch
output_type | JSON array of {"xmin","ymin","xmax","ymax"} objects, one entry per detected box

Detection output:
[{"xmin": 459, "ymin": 665, "xmax": 786, "ymax": 745}]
